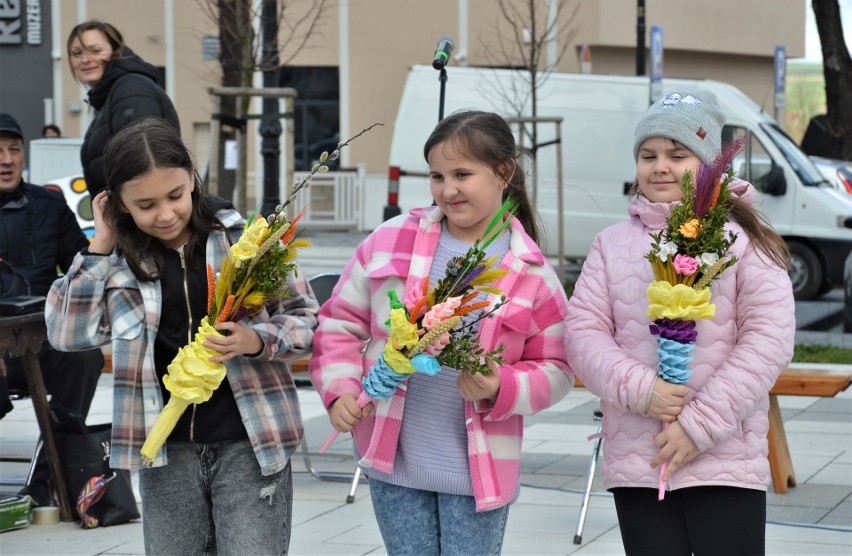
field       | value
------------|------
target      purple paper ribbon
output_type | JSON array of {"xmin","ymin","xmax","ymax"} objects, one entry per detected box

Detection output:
[{"xmin": 649, "ymin": 318, "xmax": 698, "ymax": 344}]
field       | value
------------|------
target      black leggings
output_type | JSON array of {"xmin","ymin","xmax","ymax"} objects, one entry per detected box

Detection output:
[{"xmin": 611, "ymin": 486, "xmax": 766, "ymax": 556}]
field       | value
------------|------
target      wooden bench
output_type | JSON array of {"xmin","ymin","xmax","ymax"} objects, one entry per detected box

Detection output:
[{"xmin": 766, "ymin": 364, "xmax": 852, "ymax": 493}]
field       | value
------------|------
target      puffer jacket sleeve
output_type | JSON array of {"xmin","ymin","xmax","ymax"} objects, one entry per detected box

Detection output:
[
  {"xmin": 565, "ymin": 233, "xmax": 657, "ymax": 414},
  {"xmin": 309, "ymin": 244, "xmax": 373, "ymax": 409},
  {"xmin": 46, "ymin": 252, "xmax": 120, "ymax": 351},
  {"xmin": 677, "ymin": 243, "xmax": 794, "ymax": 452}
]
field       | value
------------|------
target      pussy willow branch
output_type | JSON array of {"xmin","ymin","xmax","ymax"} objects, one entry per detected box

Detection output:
[{"xmin": 279, "ymin": 122, "xmax": 384, "ymax": 212}]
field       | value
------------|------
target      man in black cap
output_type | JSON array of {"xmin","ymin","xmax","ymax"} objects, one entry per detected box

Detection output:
[{"xmin": 0, "ymin": 112, "xmax": 104, "ymax": 506}]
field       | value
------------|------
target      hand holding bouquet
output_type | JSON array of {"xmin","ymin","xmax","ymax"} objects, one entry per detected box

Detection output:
[
  {"xmin": 319, "ymin": 198, "xmax": 517, "ymax": 452},
  {"xmin": 645, "ymin": 137, "xmax": 746, "ymax": 498}
]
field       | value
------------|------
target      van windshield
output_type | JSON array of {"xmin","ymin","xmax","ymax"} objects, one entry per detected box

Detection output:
[{"xmin": 762, "ymin": 123, "xmax": 825, "ymax": 186}]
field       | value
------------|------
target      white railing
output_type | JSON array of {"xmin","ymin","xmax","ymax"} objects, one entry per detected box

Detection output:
[{"xmin": 290, "ymin": 168, "xmax": 363, "ymax": 229}]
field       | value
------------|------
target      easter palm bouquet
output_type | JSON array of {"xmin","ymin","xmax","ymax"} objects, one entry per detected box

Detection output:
[
  {"xmin": 318, "ymin": 198, "xmax": 516, "ymax": 452},
  {"xmin": 140, "ymin": 126, "xmax": 380, "ymax": 465},
  {"xmin": 645, "ymin": 137, "xmax": 746, "ymax": 498}
]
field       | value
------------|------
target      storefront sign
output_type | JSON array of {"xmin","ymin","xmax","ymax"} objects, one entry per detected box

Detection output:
[{"xmin": 0, "ymin": 0, "xmax": 41, "ymax": 45}]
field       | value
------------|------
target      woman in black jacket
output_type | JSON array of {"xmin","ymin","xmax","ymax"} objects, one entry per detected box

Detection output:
[{"xmin": 67, "ymin": 20, "xmax": 180, "ymax": 197}]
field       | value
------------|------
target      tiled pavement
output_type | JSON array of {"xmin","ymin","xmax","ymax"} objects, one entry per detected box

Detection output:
[{"xmin": 1, "ymin": 370, "xmax": 849, "ymax": 555}]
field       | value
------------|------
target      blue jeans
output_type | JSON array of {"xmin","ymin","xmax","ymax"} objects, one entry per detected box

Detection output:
[
  {"xmin": 139, "ymin": 439, "xmax": 292, "ymax": 555},
  {"xmin": 369, "ymin": 478, "xmax": 509, "ymax": 555}
]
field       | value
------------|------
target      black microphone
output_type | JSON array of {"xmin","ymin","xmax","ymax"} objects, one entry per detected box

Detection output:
[{"xmin": 432, "ymin": 36, "xmax": 455, "ymax": 70}]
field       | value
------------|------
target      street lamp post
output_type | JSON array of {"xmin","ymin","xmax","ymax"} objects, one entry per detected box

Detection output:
[
  {"xmin": 259, "ymin": 0, "xmax": 282, "ymax": 215},
  {"xmin": 636, "ymin": 0, "xmax": 646, "ymax": 76}
]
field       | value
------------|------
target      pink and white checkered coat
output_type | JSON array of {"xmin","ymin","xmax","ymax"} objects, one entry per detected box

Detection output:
[{"xmin": 309, "ymin": 207, "xmax": 573, "ymax": 511}]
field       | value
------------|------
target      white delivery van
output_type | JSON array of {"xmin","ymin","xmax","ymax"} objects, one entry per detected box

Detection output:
[{"xmin": 385, "ymin": 64, "xmax": 852, "ymax": 300}]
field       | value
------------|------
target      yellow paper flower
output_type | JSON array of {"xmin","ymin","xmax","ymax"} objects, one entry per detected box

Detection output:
[
  {"xmin": 383, "ymin": 343, "xmax": 416, "ymax": 375},
  {"xmin": 678, "ymin": 218, "xmax": 702, "ymax": 238},
  {"xmin": 230, "ymin": 217, "xmax": 269, "ymax": 267},
  {"xmin": 140, "ymin": 317, "xmax": 226, "ymax": 465},
  {"xmin": 388, "ymin": 307, "xmax": 419, "ymax": 351},
  {"xmin": 646, "ymin": 280, "xmax": 716, "ymax": 321}
]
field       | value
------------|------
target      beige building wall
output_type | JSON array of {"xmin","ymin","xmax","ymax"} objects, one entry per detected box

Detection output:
[{"xmin": 53, "ymin": 0, "xmax": 806, "ymax": 180}]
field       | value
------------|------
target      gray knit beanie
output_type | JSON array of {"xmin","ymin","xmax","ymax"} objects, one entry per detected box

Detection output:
[{"xmin": 633, "ymin": 88, "xmax": 724, "ymax": 164}]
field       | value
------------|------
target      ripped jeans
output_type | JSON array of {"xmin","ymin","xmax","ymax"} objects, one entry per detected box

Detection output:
[{"xmin": 139, "ymin": 439, "xmax": 292, "ymax": 555}]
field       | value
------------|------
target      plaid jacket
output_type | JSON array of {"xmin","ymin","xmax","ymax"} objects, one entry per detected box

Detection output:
[
  {"xmin": 310, "ymin": 207, "xmax": 573, "ymax": 511},
  {"xmin": 46, "ymin": 208, "xmax": 319, "ymax": 475}
]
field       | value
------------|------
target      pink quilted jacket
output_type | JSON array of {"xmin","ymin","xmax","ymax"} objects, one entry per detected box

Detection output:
[
  {"xmin": 310, "ymin": 207, "xmax": 573, "ymax": 511},
  {"xmin": 565, "ymin": 180, "xmax": 794, "ymax": 492}
]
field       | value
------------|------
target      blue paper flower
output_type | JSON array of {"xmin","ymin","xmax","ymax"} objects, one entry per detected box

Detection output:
[{"xmin": 656, "ymin": 337, "xmax": 695, "ymax": 384}]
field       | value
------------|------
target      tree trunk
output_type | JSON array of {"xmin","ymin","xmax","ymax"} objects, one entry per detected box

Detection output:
[{"xmin": 813, "ymin": 0, "xmax": 852, "ymax": 160}]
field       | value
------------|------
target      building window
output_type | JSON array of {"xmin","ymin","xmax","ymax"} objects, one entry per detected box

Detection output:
[{"xmin": 279, "ymin": 66, "xmax": 340, "ymax": 171}]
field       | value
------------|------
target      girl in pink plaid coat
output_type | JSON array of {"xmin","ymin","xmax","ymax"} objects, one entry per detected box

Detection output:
[{"xmin": 310, "ymin": 111, "xmax": 573, "ymax": 555}]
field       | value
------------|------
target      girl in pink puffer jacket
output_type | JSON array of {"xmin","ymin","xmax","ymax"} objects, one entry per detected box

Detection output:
[{"xmin": 565, "ymin": 88, "xmax": 794, "ymax": 555}]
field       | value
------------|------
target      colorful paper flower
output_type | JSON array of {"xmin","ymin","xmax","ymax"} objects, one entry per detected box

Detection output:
[
  {"xmin": 678, "ymin": 218, "xmax": 702, "ymax": 238},
  {"xmin": 673, "ymin": 254, "xmax": 699, "ymax": 276}
]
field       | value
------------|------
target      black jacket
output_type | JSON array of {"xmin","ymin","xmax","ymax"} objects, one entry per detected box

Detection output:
[
  {"xmin": 81, "ymin": 49, "xmax": 180, "ymax": 197},
  {"xmin": 0, "ymin": 182, "xmax": 88, "ymax": 297}
]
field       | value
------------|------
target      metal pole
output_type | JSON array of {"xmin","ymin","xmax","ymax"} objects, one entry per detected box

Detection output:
[
  {"xmin": 260, "ymin": 0, "xmax": 281, "ymax": 216},
  {"xmin": 636, "ymin": 0, "xmax": 646, "ymax": 76},
  {"xmin": 555, "ymin": 121, "xmax": 564, "ymax": 284},
  {"xmin": 236, "ymin": 95, "xmax": 247, "ymax": 213},
  {"xmin": 208, "ymin": 93, "xmax": 221, "ymax": 195}
]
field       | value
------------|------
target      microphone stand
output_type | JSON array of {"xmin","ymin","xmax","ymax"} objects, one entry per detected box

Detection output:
[{"xmin": 437, "ymin": 67, "xmax": 448, "ymax": 122}]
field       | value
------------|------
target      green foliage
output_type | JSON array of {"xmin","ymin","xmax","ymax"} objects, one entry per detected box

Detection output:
[
  {"xmin": 438, "ymin": 326, "xmax": 506, "ymax": 375},
  {"xmin": 792, "ymin": 343, "xmax": 852, "ymax": 364}
]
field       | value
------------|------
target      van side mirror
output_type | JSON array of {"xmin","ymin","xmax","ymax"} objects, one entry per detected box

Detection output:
[{"xmin": 756, "ymin": 164, "xmax": 786, "ymax": 196}]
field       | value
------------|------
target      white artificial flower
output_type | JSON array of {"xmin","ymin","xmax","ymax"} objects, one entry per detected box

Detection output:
[
  {"xmin": 699, "ymin": 252, "xmax": 720, "ymax": 267},
  {"xmin": 656, "ymin": 241, "xmax": 679, "ymax": 262}
]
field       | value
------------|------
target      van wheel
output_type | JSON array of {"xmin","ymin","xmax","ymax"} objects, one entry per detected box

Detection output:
[{"xmin": 788, "ymin": 241, "xmax": 822, "ymax": 300}]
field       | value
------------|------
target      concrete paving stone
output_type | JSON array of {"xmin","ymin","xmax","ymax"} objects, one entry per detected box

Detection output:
[
  {"xmin": 559, "ymin": 473, "xmax": 610, "ymax": 494},
  {"xmin": 809, "ymin": 462, "xmax": 852, "ymax": 485},
  {"xmin": 765, "ymin": 521, "xmax": 852, "ymax": 546},
  {"xmin": 535, "ymin": 454, "xmax": 601, "ymax": 477},
  {"xmin": 768, "ymin": 504, "xmax": 836, "ymax": 524},
  {"xmin": 810, "ymin": 397, "xmax": 852, "ymax": 413},
  {"xmin": 788, "ymin": 453, "xmax": 848, "ymax": 482},
  {"xmin": 828, "ymin": 495, "xmax": 852, "ymax": 517},
  {"xmin": 524, "ymin": 439, "xmax": 596, "ymax": 457},
  {"xmin": 820, "ymin": 514, "xmax": 852, "ymax": 528},
  {"xmin": 778, "ymin": 395, "xmax": 823, "ymax": 410},
  {"xmin": 765, "ymin": 537, "xmax": 852, "ymax": 556},
  {"xmin": 784, "ymin": 430, "xmax": 850, "ymax": 457},
  {"xmin": 515, "ymin": 482, "xmax": 589, "ymax": 508},
  {"xmin": 502, "ymin": 532, "xmax": 583, "ymax": 555},
  {"xmin": 520, "ymin": 473, "xmax": 580, "ymax": 491},
  {"xmin": 524, "ymin": 422, "xmax": 598, "ymax": 443},
  {"xmin": 792, "ymin": 412, "xmax": 852, "ymax": 427},
  {"xmin": 768, "ymin": 483, "xmax": 851, "ymax": 510},
  {"xmin": 519, "ymin": 452, "xmax": 567, "ymax": 473}
]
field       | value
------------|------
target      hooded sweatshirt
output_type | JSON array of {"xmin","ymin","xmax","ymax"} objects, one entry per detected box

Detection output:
[{"xmin": 81, "ymin": 48, "xmax": 180, "ymax": 197}]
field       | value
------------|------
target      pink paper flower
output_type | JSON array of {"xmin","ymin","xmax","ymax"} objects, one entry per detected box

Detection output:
[
  {"xmin": 422, "ymin": 296, "xmax": 462, "ymax": 330},
  {"xmin": 673, "ymin": 254, "xmax": 699, "ymax": 276},
  {"xmin": 423, "ymin": 331, "xmax": 451, "ymax": 356}
]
